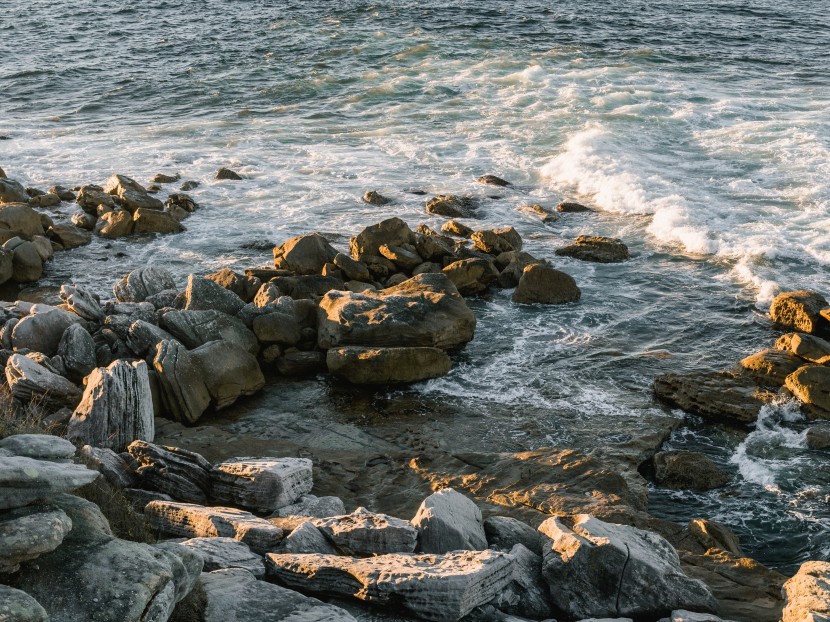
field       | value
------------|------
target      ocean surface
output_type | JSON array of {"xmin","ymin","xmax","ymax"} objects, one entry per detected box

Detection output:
[{"xmin": 2, "ymin": 0, "xmax": 829, "ymax": 572}]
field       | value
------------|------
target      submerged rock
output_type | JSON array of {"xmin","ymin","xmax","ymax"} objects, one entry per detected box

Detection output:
[
  {"xmin": 266, "ymin": 549, "xmax": 514, "ymax": 621},
  {"xmin": 556, "ymin": 200, "xmax": 592, "ymax": 213},
  {"xmin": 216, "ymin": 167, "xmax": 243, "ymax": 180},
  {"xmin": 517, "ymin": 203, "xmax": 557, "ymax": 223},
  {"xmin": 426, "ymin": 194, "xmax": 478, "ymax": 218},
  {"xmin": 363, "ymin": 190, "xmax": 391, "ymax": 205},
  {"xmin": 477, "ymin": 174, "xmax": 511, "ymax": 187},
  {"xmin": 769, "ymin": 290, "xmax": 829, "ymax": 334},
  {"xmin": 653, "ymin": 451, "xmax": 730, "ymax": 491},
  {"xmin": 412, "ymin": 488, "xmax": 487, "ymax": 554},
  {"xmin": 326, "ymin": 346, "xmax": 452, "ymax": 384},
  {"xmin": 556, "ymin": 235, "xmax": 630, "ymax": 263}
]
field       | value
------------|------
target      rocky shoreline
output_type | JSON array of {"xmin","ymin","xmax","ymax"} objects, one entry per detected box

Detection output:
[{"xmin": 0, "ymin": 166, "xmax": 828, "ymax": 621}]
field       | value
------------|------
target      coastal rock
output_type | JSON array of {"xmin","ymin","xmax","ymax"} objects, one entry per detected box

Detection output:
[
  {"xmin": 653, "ymin": 371, "xmax": 773, "ymax": 424},
  {"xmin": 161, "ymin": 309, "xmax": 258, "ymax": 355},
  {"xmin": 79, "ymin": 445, "xmax": 137, "ymax": 488},
  {"xmin": 556, "ymin": 235, "xmax": 630, "ymax": 263},
  {"xmin": 318, "ymin": 273, "xmax": 476, "ymax": 350},
  {"xmin": 412, "ymin": 488, "xmax": 487, "ymax": 554},
  {"xmin": 273, "ymin": 233, "xmax": 337, "ymax": 274},
  {"xmin": 483, "ymin": 516, "xmax": 542, "ymax": 555},
  {"xmin": 781, "ymin": 560, "xmax": 830, "ymax": 622},
  {"xmin": 145, "ymin": 500, "xmax": 284, "ymax": 554},
  {"xmin": 210, "ymin": 457, "xmax": 312, "ymax": 513},
  {"xmin": 769, "ymin": 290, "xmax": 829, "ymax": 334},
  {"xmin": 471, "ymin": 227, "xmax": 522, "ymax": 254},
  {"xmin": 441, "ymin": 220, "xmax": 474, "ymax": 238},
  {"xmin": 151, "ymin": 173, "xmax": 180, "ymax": 184},
  {"xmin": 556, "ymin": 200, "xmax": 592, "ymax": 212},
  {"xmin": 11, "ymin": 308, "xmax": 74, "ymax": 356},
  {"xmin": 277, "ymin": 520, "xmax": 338, "ymax": 554},
  {"xmin": 512, "ymin": 263, "xmax": 581, "ymax": 304},
  {"xmin": 784, "ymin": 365, "xmax": 830, "ymax": 418},
  {"xmin": 28, "ymin": 192, "xmax": 59, "ymax": 208},
  {"xmin": 0, "ymin": 456, "xmax": 98, "ymax": 510},
  {"xmin": 205, "ymin": 268, "xmax": 261, "ymax": 303},
  {"xmin": 95, "ymin": 209, "xmax": 134, "ymax": 238},
  {"xmin": 183, "ymin": 274, "xmax": 246, "ymax": 316},
  {"xmin": 416, "ymin": 232, "xmax": 455, "ymax": 262},
  {"xmin": 0, "ymin": 585, "xmax": 48, "ymax": 621},
  {"xmin": 268, "ymin": 274, "xmax": 344, "ymax": 299},
  {"xmin": 76, "ymin": 185, "xmax": 116, "ymax": 213},
  {"xmin": 15, "ymin": 535, "xmax": 201, "ymax": 622},
  {"xmin": 806, "ymin": 425, "xmax": 830, "ymax": 449},
  {"xmin": 50, "ymin": 185, "xmax": 76, "ymax": 201},
  {"xmin": 477, "ymin": 174, "xmax": 511, "ymax": 187},
  {"xmin": 176, "ymin": 537, "xmax": 264, "ymax": 578},
  {"xmin": 326, "ymin": 346, "xmax": 452, "ymax": 384},
  {"xmin": 0, "ymin": 179, "xmax": 30, "ymax": 204},
  {"xmin": 114, "ymin": 266, "xmax": 177, "ymax": 302},
  {"xmin": 350, "ymin": 217, "xmax": 417, "ymax": 258},
  {"xmin": 5, "ymin": 353, "xmax": 81, "ymax": 408},
  {"xmin": 776, "ymin": 332, "xmax": 830, "ymax": 365},
  {"xmin": 59, "ymin": 283, "xmax": 103, "ymax": 321},
  {"xmin": 0, "ymin": 248, "xmax": 12, "ymax": 284},
  {"xmin": 252, "ymin": 311, "xmax": 301, "ymax": 345},
  {"xmin": 333, "ymin": 252, "xmax": 371, "ymax": 281},
  {"xmin": 48, "ymin": 223, "xmax": 92, "ymax": 249},
  {"xmin": 496, "ymin": 250, "xmax": 538, "ymax": 288},
  {"xmin": 153, "ymin": 339, "xmax": 212, "ymax": 424},
  {"xmin": 0, "ymin": 434, "xmax": 75, "ymax": 461},
  {"xmin": 653, "ymin": 451, "xmax": 730, "ymax": 491},
  {"xmin": 266, "ymin": 549, "xmax": 514, "ymax": 621},
  {"xmin": 0, "ymin": 204, "xmax": 45, "ymax": 238},
  {"xmin": 0, "ymin": 505, "xmax": 73, "ymax": 573},
  {"xmin": 31, "ymin": 235, "xmax": 53, "ymax": 262},
  {"xmin": 126, "ymin": 319, "xmax": 175, "ymax": 356},
  {"xmin": 272, "ymin": 494, "xmax": 346, "ymax": 518},
  {"xmin": 379, "ymin": 243, "xmax": 423, "ymax": 271},
  {"xmin": 275, "ymin": 350, "xmax": 325, "ymax": 376},
  {"xmin": 442, "ymin": 258, "xmax": 499, "ymax": 295},
  {"xmin": 315, "ymin": 507, "xmax": 418, "ymax": 555},
  {"xmin": 128, "ymin": 440, "xmax": 211, "ymax": 504},
  {"xmin": 539, "ymin": 514, "xmax": 717, "ymax": 619},
  {"xmin": 426, "ymin": 194, "xmax": 478, "ymax": 218},
  {"xmin": 490, "ymin": 544, "xmax": 553, "ymax": 619},
  {"xmin": 216, "ymin": 167, "xmax": 243, "ymax": 180},
  {"xmin": 190, "ymin": 341, "xmax": 264, "ymax": 409},
  {"xmin": 517, "ymin": 203, "xmax": 557, "ymax": 223},
  {"xmin": 104, "ymin": 173, "xmax": 164, "ymax": 212},
  {"xmin": 7, "ymin": 240, "xmax": 43, "ymax": 282},
  {"xmin": 363, "ymin": 190, "xmax": 390, "ymax": 205},
  {"xmin": 739, "ymin": 348, "xmax": 804, "ymax": 387},
  {"xmin": 187, "ymin": 567, "xmax": 357, "ymax": 622},
  {"xmin": 133, "ymin": 207, "xmax": 183, "ymax": 234},
  {"xmin": 68, "ymin": 360, "xmax": 154, "ymax": 451}
]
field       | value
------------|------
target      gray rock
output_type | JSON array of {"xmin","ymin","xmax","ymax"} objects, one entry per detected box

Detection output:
[
  {"xmin": 5, "ymin": 353, "xmax": 81, "ymax": 408},
  {"xmin": 782, "ymin": 561, "xmax": 830, "ymax": 622},
  {"xmin": 194, "ymin": 567, "xmax": 357, "ymax": 622},
  {"xmin": 59, "ymin": 284, "xmax": 103, "ymax": 321},
  {"xmin": 0, "ymin": 248, "xmax": 13, "ymax": 285},
  {"xmin": 667, "ymin": 611, "xmax": 737, "ymax": 622},
  {"xmin": 318, "ymin": 273, "xmax": 476, "ymax": 350},
  {"xmin": 128, "ymin": 440, "xmax": 211, "ymax": 504},
  {"xmin": 484, "ymin": 516, "xmax": 542, "ymax": 555},
  {"xmin": 0, "ymin": 505, "xmax": 73, "ymax": 573},
  {"xmin": 489, "ymin": 544, "xmax": 553, "ymax": 619},
  {"xmin": 0, "ymin": 178, "xmax": 30, "ymax": 203},
  {"xmin": 175, "ymin": 537, "xmax": 265, "ymax": 578},
  {"xmin": 334, "ymin": 252, "xmax": 371, "ymax": 281},
  {"xmin": 412, "ymin": 488, "xmax": 487, "ymax": 553},
  {"xmin": 190, "ymin": 340, "xmax": 265, "ymax": 409},
  {"xmin": 272, "ymin": 494, "xmax": 346, "ymax": 518},
  {"xmin": 0, "ymin": 456, "xmax": 98, "ymax": 510},
  {"xmin": 266, "ymin": 549, "xmax": 514, "ymax": 621},
  {"xmin": 538, "ymin": 514, "xmax": 717, "ymax": 619},
  {"xmin": 145, "ymin": 500, "xmax": 284, "ymax": 554},
  {"xmin": 153, "ymin": 339, "xmax": 212, "ymax": 424},
  {"xmin": 806, "ymin": 425, "xmax": 830, "ymax": 450},
  {"xmin": 76, "ymin": 185, "xmax": 116, "ymax": 213},
  {"xmin": 277, "ymin": 521, "xmax": 338, "ymax": 554},
  {"xmin": 653, "ymin": 451, "xmax": 730, "ymax": 491},
  {"xmin": 183, "ymin": 274, "xmax": 246, "ymax": 316},
  {"xmin": 209, "ymin": 457, "xmax": 312, "ymax": 513},
  {"xmin": 126, "ymin": 319, "xmax": 175, "ymax": 356},
  {"xmin": 161, "ymin": 309, "xmax": 258, "ymax": 355},
  {"xmin": 426, "ymin": 194, "xmax": 478, "ymax": 218},
  {"xmin": 8, "ymin": 240, "xmax": 43, "ymax": 282},
  {"xmin": 67, "ymin": 359, "xmax": 154, "ymax": 451},
  {"xmin": 57, "ymin": 323, "xmax": 97, "ymax": 381},
  {"xmin": 0, "ymin": 434, "xmax": 75, "ymax": 461},
  {"xmin": 0, "ymin": 585, "xmax": 48, "ymax": 621},
  {"xmin": 113, "ymin": 266, "xmax": 177, "ymax": 302},
  {"xmin": 48, "ymin": 493, "xmax": 112, "ymax": 543},
  {"xmin": 252, "ymin": 311, "xmax": 301, "ymax": 345},
  {"xmin": 79, "ymin": 445, "xmax": 137, "ymax": 488},
  {"xmin": 11, "ymin": 308, "xmax": 75, "ymax": 356},
  {"xmin": 315, "ymin": 507, "xmax": 418, "ymax": 555}
]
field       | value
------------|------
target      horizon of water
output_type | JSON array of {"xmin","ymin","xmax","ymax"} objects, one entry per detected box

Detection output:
[{"xmin": 2, "ymin": 0, "xmax": 829, "ymax": 573}]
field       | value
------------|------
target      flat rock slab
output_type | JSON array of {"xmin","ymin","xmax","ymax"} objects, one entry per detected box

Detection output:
[
  {"xmin": 174, "ymin": 537, "xmax": 265, "ymax": 578},
  {"xmin": 145, "ymin": 500, "xmax": 284, "ymax": 554},
  {"xmin": 210, "ymin": 457, "xmax": 313, "ymax": 513},
  {"xmin": 315, "ymin": 507, "xmax": 418, "ymax": 555},
  {"xmin": 196, "ymin": 567, "xmax": 357, "ymax": 621},
  {"xmin": 0, "ymin": 434, "xmax": 75, "ymax": 461},
  {"xmin": 128, "ymin": 440, "xmax": 212, "ymax": 504},
  {"xmin": 272, "ymin": 494, "xmax": 346, "ymax": 518},
  {"xmin": 278, "ymin": 521, "xmax": 338, "ymax": 555},
  {"xmin": 266, "ymin": 549, "xmax": 514, "ymax": 622},
  {"xmin": 0, "ymin": 456, "xmax": 99, "ymax": 510}
]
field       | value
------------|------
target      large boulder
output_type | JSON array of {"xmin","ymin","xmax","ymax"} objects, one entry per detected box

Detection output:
[
  {"xmin": 315, "ymin": 507, "xmax": 418, "ymax": 555},
  {"xmin": 76, "ymin": 185, "xmax": 116, "ymax": 213},
  {"xmin": 769, "ymin": 290, "xmax": 828, "ymax": 334},
  {"xmin": 114, "ymin": 267, "xmax": 177, "ymax": 302},
  {"xmin": 5, "ymin": 353, "xmax": 82, "ymax": 408},
  {"xmin": 252, "ymin": 311, "xmax": 301, "ymax": 345},
  {"xmin": 470, "ymin": 227, "xmax": 522, "ymax": 254},
  {"xmin": 205, "ymin": 268, "xmax": 261, "ymax": 303},
  {"xmin": 145, "ymin": 501, "xmax": 284, "ymax": 554},
  {"xmin": 277, "ymin": 521, "xmax": 338, "ymax": 555},
  {"xmin": 491, "ymin": 543, "xmax": 554, "ymax": 619},
  {"xmin": 411, "ymin": 488, "xmax": 487, "ymax": 554},
  {"xmin": 7, "ymin": 239, "xmax": 43, "ymax": 282},
  {"xmin": 426, "ymin": 195, "xmax": 478, "ymax": 218},
  {"xmin": 67, "ymin": 360, "xmax": 155, "ymax": 451},
  {"xmin": 349, "ymin": 217, "xmax": 416, "ymax": 259},
  {"xmin": 776, "ymin": 332, "xmax": 830, "ymax": 365},
  {"xmin": 556, "ymin": 235, "xmax": 630, "ymax": 263},
  {"xmin": 0, "ymin": 434, "xmax": 75, "ymax": 461},
  {"xmin": 10, "ymin": 308, "xmax": 75, "ymax": 356},
  {"xmin": 209, "ymin": 457, "xmax": 312, "ymax": 513},
  {"xmin": 183, "ymin": 567, "xmax": 356, "ymax": 622},
  {"xmin": 104, "ymin": 173, "xmax": 164, "ymax": 212},
  {"xmin": 738, "ymin": 348, "xmax": 804, "ymax": 387},
  {"xmin": 190, "ymin": 341, "xmax": 265, "ymax": 409},
  {"xmin": 128, "ymin": 440, "xmax": 211, "ymax": 504},
  {"xmin": 512, "ymin": 263, "xmax": 581, "ymax": 304},
  {"xmin": 326, "ymin": 346, "xmax": 452, "ymax": 384},
  {"xmin": 317, "ymin": 273, "xmax": 476, "ymax": 350},
  {"xmin": 442, "ymin": 258, "xmax": 499, "ymax": 296},
  {"xmin": 182, "ymin": 274, "xmax": 246, "ymax": 316},
  {"xmin": 785, "ymin": 365, "xmax": 830, "ymax": 418},
  {"xmin": 272, "ymin": 494, "xmax": 346, "ymax": 519},
  {"xmin": 653, "ymin": 451, "xmax": 730, "ymax": 491},
  {"xmin": 0, "ymin": 203, "xmax": 44, "ymax": 237},
  {"xmin": 132, "ymin": 207, "xmax": 183, "ymax": 234},
  {"xmin": 484, "ymin": 516, "xmax": 542, "ymax": 555},
  {"xmin": 538, "ymin": 514, "xmax": 717, "ymax": 619},
  {"xmin": 781, "ymin": 560, "xmax": 830, "ymax": 622},
  {"xmin": 48, "ymin": 223, "xmax": 92, "ymax": 249},
  {"xmin": 95, "ymin": 209, "xmax": 134, "ymax": 238},
  {"xmin": 0, "ymin": 585, "xmax": 48, "ymax": 621},
  {"xmin": 273, "ymin": 233, "xmax": 337, "ymax": 274},
  {"xmin": 152, "ymin": 340, "xmax": 212, "ymax": 424},
  {"xmin": 0, "ymin": 505, "xmax": 73, "ymax": 573},
  {"xmin": 266, "ymin": 549, "xmax": 514, "ymax": 621},
  {"xmin": 0, "ymin": 456, "xmax": 98, "ymax": 510},
  {"xmin": 161, "ymin": 309, "xmax": 258, "ymax": 355},
  {"xmin": 0, "ymin": 179, "xmax": 30, "ymax": 204},
  {"xmin": 175, "ymin": 538, "xmax": 264, "ymax": 578},
  {"xmin": 60, "ymin": 284, "xmax": 104, "ymax": 321}
]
